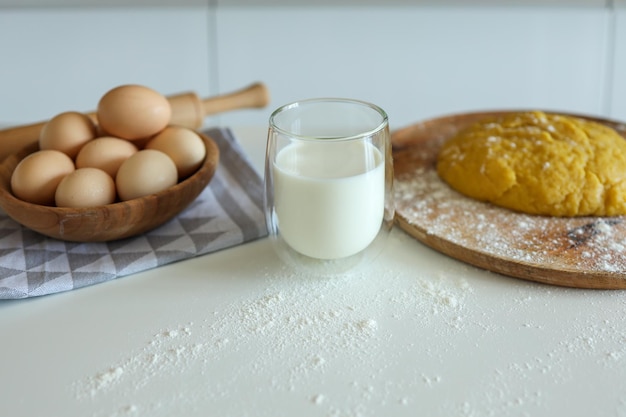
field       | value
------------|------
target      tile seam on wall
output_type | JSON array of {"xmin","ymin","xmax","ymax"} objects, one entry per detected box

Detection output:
[
  {"xmin": 603, "ymin": 0, "xmax": 617, "ymax": 115},
  {"xmin": 207, "ymin": 0, "xmax": 221, "ymax": 125},
  {"xmin": 208, "ymin": 0, "xmax": 219, "ymax": 95}
]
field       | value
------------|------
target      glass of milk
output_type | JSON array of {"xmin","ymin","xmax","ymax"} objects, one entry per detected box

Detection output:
[{"xmin": 264, "ymin": 98, "xmax": 394, "ymax": 273}]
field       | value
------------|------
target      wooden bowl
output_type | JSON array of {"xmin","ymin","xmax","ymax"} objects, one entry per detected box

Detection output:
[{"xmin": 0, "ymin": 132, "xmax": 219, "ymax": 242}]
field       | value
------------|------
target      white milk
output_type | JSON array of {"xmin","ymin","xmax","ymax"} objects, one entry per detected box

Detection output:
[{"xmin": 273, "ymin": 140, "xmax": 385, "ymax": 260}]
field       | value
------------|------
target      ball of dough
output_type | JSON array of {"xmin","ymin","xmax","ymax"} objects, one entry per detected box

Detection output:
[{"xmin": 437, "ymin": 111, "xmax": 626, "ymax": 217}]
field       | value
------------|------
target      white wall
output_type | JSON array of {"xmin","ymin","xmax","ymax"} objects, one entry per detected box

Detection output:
[
  {"xmin": 0, "ymin": 7, "xmax": 212, "ymax": 125},
  {"xmin": 215, "ymin": 4, "xmax": 613, "ymax": 130},
  {"xmin": 0, "ymin": 2, "xmax": 624, "ymax": 133}
]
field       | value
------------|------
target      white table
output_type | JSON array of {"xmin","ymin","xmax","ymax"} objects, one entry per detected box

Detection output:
[{"xmin": 1, "ymin": 126, "xmax": 624, "ymax": 417}]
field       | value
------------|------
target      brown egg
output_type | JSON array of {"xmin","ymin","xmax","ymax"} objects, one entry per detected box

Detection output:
[
  {"xmin": 145, "ymin": 126, "xmax": 206, "ymax": 179},
  {"xmin": 39, "ymin": 111, "xmax": 97, "ymax": 158},
  {"xmin": 115, "ymin": 149, "xmax": 177, "ymax": 201},
  {"xmin": 76, "ymin": 136, "xmax": 138, "ymax": 177},
  {"xmin": 55, "ymin": 168, "xmax": 116, "ymax": 208},
  {"xmin": 11, "ymin": 150, "xmax": 75, "ymax": 205},
  {"xmin": 97, "ymin": 85, "xmax": 171, "ymax": 141}
]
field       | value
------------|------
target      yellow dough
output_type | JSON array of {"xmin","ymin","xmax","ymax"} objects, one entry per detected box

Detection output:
[{"xmin": 436, "ymin": 111, "xmax": 626, "ymax": 217}]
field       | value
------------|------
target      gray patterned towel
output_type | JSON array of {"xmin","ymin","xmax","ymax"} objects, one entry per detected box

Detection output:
[{"xmin": 0, "ymin": 127, "xmax": 268, "ymax": 299}]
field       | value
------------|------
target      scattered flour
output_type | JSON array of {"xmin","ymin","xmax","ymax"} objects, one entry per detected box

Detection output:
[
  {"xmin": 72, "ymin": 264, "xmax": 476, "ymax": 416},
  {"xmin": 311, "ymin": 394, "xmax": 325, "ymax": 405},
  {"xmin": 394, "ymin": 167, "xmax": 626, "ymax": 278},
  {"xmin": 91, "ymin": 367, "xmax": 124, "ymax": 395},
  {"xmin": 71, "ymin": 260, "xmax": 626, "ymax": 417}
]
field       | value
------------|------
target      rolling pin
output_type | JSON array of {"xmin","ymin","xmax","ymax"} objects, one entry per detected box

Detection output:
[{"xmin": 0, "ymin": 82, "xmax": 270, "ymax": 161}]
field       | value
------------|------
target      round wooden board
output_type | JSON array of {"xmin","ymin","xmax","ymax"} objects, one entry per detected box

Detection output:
[{"xmin": 392, "ymin": 110, "xmax": 626, "ymax": 289}]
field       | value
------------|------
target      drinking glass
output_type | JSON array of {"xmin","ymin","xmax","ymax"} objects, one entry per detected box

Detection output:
[{"xmin": 264, "ymin": 98, "xmax": 394, "ymax": 273}]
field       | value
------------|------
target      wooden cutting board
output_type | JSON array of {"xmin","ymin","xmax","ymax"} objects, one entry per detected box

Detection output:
[{"xmin": 391, "ymin": 111, "xmax": 626, "ymax": 289}]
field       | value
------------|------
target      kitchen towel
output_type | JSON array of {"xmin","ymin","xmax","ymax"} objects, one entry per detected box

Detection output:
[{"xmin": 0, "ymin": 127, "xmax": 268, "ymax": 299}]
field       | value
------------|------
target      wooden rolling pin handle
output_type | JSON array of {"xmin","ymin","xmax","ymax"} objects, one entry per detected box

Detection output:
[
  {"xmin": 0, "ymin": 123, "xmax": 46, "ymax": 162},
  {"xmin": 168, "ymin": 82, "xmax": 270, "ymax": 128},
  {"xmin": 201, "ymin": 82, "xmax": 270, "ymax": 117},
  {"xmin": 167, "ymin": 92, "xmax": 205, "ymax": 129},
  {"xmin": 0, "ymin": 82, "xmax": 270, "ymax": 161}
]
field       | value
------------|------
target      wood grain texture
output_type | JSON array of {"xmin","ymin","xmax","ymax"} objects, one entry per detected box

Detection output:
[
  {"xmin": 392, "ymin": 111, "xmax": 626, "ymax": 289},
  {"xmin": 0, "ymin": 132, "xmax": 219, "ymax": 242}
]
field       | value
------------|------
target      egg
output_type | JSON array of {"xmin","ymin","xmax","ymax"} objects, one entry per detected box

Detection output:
[
  {"xmin": 11, "ymin": 150, "xmax": 75, "ymax": 205},
  {"xmin": 39, "ymin": 111, "xmax": 97, "ymax": 158},
  {"xmin": 145, "ymin": 126, "xmax": 206, "ymax": 179},
  {"xmin": 115, "ymin": 149, "xmax": 177, "ymax": 201},
  {"xmin": 97, "ymin": 85, "xmax": 171, "ymax": 141},
  {"xmin": 55, "ymin": 167, "xmax": 116, "ymax": 208},
  {"xmin": 76, "ymin": 136, "xmax": 138, "ymax": 177}
]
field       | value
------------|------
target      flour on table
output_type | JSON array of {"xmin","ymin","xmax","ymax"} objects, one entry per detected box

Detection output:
[
  {"xmin": 70, "ymin": 253, "xmax": 626, "ymax": 417},
  {"xmin": 71, "ymin": 263, "xmax": 473, "ymax": 416}
]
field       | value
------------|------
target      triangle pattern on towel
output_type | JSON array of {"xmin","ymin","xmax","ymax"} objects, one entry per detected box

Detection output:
[{"xmin": 0, "ymin": 127, "xmax": 268, "ymax": 299}]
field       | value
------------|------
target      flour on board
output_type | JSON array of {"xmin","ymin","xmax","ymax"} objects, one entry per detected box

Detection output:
[{"xmin": 395, "ymin": 167, "xmax": 626, "ymax": 274}]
